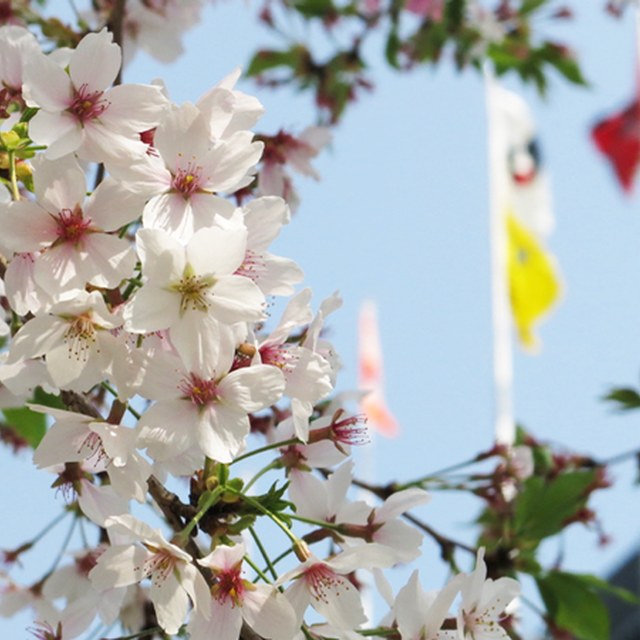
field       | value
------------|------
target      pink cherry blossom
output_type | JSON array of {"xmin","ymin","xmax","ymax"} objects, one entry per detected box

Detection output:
[
  {"xmin": 107, "ymin": 101, "xmax": 262, "ymax": 243},
  {"xmin": 89, "ymin": 514, "xmax": 211, "ymax": 636},
  {"xmin": 187, "ymin": 542, "xmax": 297, "ymax": 640},
  {"xmin": 136, "ymin": 348, "xmax": 285, "ymax": 463},
  {"xmin": 275, "ymin": 545, "xmax": 398, "ymax": 630},
  {"xmin": 0, "ymin": 155, "xmax": 143, "ymax": 297},
  {"xmin": 23, "ymin": 28, "xmax": 167, "ymax": 163}
]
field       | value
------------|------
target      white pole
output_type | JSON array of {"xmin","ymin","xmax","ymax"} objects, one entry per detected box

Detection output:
[{"xmin": 485, "ymin": 70, "xmax": 516, "ymax": 446}]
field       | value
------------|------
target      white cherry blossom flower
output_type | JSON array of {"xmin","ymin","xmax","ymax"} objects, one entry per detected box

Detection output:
[
  {"xmin": 234, "ymin": 196, "xmax": 304, "ymax": 296},
  {"xmin": 7, "ymin": 290, "xmax": 121, "ymax": 392},
  {"xmin": 0, "ymin": 25, "xmax": 40, "ymax": 101},
  {"xmin": 457, "ymin": 549, "xmax": 520, "ymax": 640},
  {"xmin": 0, "ymin": 155, "xmax": 143, "ymax": 297},
  {"xmin": 124, "ymin": 226, "xmax": 265, "ymax": 374},
  {"xmin": 196, "ymin": 67, "xmax": 265, "ymax": 140},
  {"xmin": 108, "ymin": 101, "xmax": 262, "ymax": 243},
  {"xmin": 343, "ymin": 487, "xmax": 431, "ymax": 563},
  {"xmin": 89, "ymin": 514, "xmax": 211, "ymax": 636},
  {"xmin": 30, "ymin": 405, "xmax": 151, "ymax": 503},
  {"xmin": 253, "ymin": 288, "xmax": 335, "ymax": 441},
  {"xmin": 23, "ymin": 28, "xmax": 166, "ymax": 163},
  {"xmin": 115, "ymin": 0, "xmax": 202, "ymax": 65},
  {"xmin": 275, "ymin": 544, "xmax": 398, "ymax": 630},
  {"xmin": 187, "ymin": 542, "xmax": 297, "ymax": 640},
  {"xmin": 258, "ymin": 126, "xmax": 331, "ymax": 211},
  {"xmin": 136, "ymin": 347, "xmax": 285, "ymax": 463},
  {"xmin": 394, "ymin": 570, "xmax": 463, "ymax": 640}
]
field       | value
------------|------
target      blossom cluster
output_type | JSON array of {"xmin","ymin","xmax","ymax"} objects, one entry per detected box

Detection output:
[{"xmin": 0, "ymin": 21, "xmax": 520, "ymax": 640}]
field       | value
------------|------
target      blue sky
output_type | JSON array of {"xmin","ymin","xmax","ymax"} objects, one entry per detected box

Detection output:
[{"xmin": 3, "ymin": 1, "xmax": 640, "ymax": 637}]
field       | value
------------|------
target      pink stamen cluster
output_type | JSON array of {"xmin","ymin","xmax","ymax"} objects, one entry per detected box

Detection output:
[
  {"xmin": 234, "ymin": 249, "xmax": 267, "ymax": 283},
  {"xmin": 68, "ymin": 84, "xmax": 109, "ymax": 124},
  {"xmin": 172, "ymin": 158, "xmax": 204, "ymax": 198},
  {"xmin": 28, "ymin": 621, "xmax": 62, "ymax": 640},
  {"xmin": 259, "ymin": 343, "xmax": 297, "ymax": 371},
  {"xmin": 212, "ymin": 565, "xmax": 245, "ymax": 607},
  {"xmin": 139, "ymin": 547, "xmax": 179, "ymax": 587},
  {"xmin": 179, "ymin": 372, "xmax": 220, "ymax": 407},
  {"xmin": 77, "ymin": 431, "xmax": 107, "ymax": 464},
  {"xmin": 54, "ymin": 207, "xmax": 92, "ymax": 246},
  {"xmin": 303, "ymin": 563, "xmax": 348, "ymax": 605},
  {"xmin": 330, "ymin": 411, "xmax": 369, "ymax": 445}
]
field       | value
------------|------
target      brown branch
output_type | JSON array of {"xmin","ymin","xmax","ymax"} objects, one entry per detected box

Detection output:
[
  {"xmin": 106, "ymin": 0, "xmax": 127, "ymax": 83},
  {"xmin": 146, "ymin": 475, "xmax": 201, "ymax": 559},
  {"xmin": 94, "ymin": 0, "xmax": 126, "ymax": 189},
  {"xmin": 60, "ymin": 390, "xmax": 103, "ymax": 418}
]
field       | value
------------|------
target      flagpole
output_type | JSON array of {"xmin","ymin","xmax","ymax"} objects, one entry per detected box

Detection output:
[{"xmin": 485, "ymin": 69, "xmax": 516, "ymax": 447}]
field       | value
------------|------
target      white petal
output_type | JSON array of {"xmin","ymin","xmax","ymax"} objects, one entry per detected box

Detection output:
[
  {"xmin": 244, "ymin": 585, "xmax": 298, "ymax": 640},
  {"xmin": 89, "ymin": 544, "xmax": 149, "ymax": 590},
  {"xmin": 70, "ymin": 29, "xmax": 120, "ymax": 91},
  {"xmin": 151, "ymin": 573, "xmax": 188, "ymax": 635},
  {"xmin": 376, "ymin": 488, "xmax": 432, "ymax": 522}
]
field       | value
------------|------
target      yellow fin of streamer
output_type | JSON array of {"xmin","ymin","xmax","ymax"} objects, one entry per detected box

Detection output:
[{"xmin": 507, "ymin": 210, "xmax": 561, "ymax": 351}]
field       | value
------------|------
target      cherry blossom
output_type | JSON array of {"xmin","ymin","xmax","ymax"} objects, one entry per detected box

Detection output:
[
  {"xmin": 0, "ymin": 155, "xmax": 143, "ymax": 297},
  {"xmin": 196, "ymin": 67, "xmax": 265, "ymax": 141},
  {"xmin": 23, "ymin": 28, "xmax": 167, "ymax": 163},
  {"xmin": 259, "ymin": 126, "xmax": 331, "ymax": 211},
  {"xmin": 136, "ymin": 347, "xmax": 285, "ymax": 463},
  {"xmin": 187, "ymin": 542, "xmax": 297, "ymax": 640},
  {"xmin": 235, "ymin": 196, "xmax": 304, "ymax": 296},
  {"xmin": 0, "ymin": 25, "xmax": 39, "ymax": 108},
  {"xmin": 30, "ymin": 405, "xmax": 151, "ymax": 503},
  {"xmin": 394, "ymin": 570, "xmax": 463, "ymax": 640},
  {"xmin": 107, "ymin": 100, "xmax": 262, "ymax": 243},
  {"xmin": 6, "ymin": 290, "xmax": 121, "ymax": 392},
  {"xmin": 89, "ymin": 514, "xmax": 211, "ymax": 635},
  {"xmin": 275, "ymin": 544, "xmax": 398, "ymax": 630},
  {"xmin": 457, "ymin": 549, "xmax": 520, "ymax": 640},
  {"xmin": 124, "ymin": 225, "xmax": 265, "ymax": 373}
]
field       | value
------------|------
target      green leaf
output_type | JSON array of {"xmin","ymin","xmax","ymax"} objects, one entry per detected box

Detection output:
[
  {"xmin": 33, "ymin": 386, "xmax": 66, "ymax": 411},
  {"xmin": 519, "ymin": 0, "xmax": 550, "ymax": 15},
  {"xmin": 291, "ymin": 0, "xmax": 335, "ymax": 19},
  {"xmin": 246, "ymin": 48, "xmax": 304, "ymax": 77},
  {"xmin": 573, "ymin": 573, "xmax": 638, "ymax": 605},
  {"xmin": 445, "ymin": 0, "xmax": 466, "ymax": 30},
  {"xmin": 514, "ymin": 470, "xmax": 597, "ymax": 543},
  {"xmin": 385, "ymin": 29, "xmax": 401, "ymax": 69},
  {"xmin": 1, "ymin": 405, "xmax": 47, "ymax": 448},
  {"xmin": 540, "ymin": 42, "xmax": 588, "ymax": 87},
  {"xmin": 536, "ymin": 571, "xmax": 610, "ymax": 640},
  {"xmin": 603, "ymin": 387, "xmax": 640, "ymax": 411}
]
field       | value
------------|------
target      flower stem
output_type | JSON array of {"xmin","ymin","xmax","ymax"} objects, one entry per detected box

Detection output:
[
  {"xmin": 46, "ymin": 514, "xmax": 77, "ymax": 575},
  {"xmin": 256, "ymin": 546, "xmax": 295, "ymax": 582},
  {"xmin": 248, "ymin": 526, "xmax": 278, "ymax": 582},
  {"xmin": 231, "ymin": 437, "xmax": 300, "ymax": 465},
  {"xmin": 7, "ymin": 150, "xmax": 19, "ymax": 201},
  {"xmin": 30, "ymin": 509, "xmax": 69, "ymax": 545},
  {"xmin": 394, "ymin": 455, "xmax": 484, "ymax": 490},
  {"xmin": 287, "ymin": 512, "xmax": 343, "ymax": 532},
  {"xmin": 176, "ymin": 486, "xmax": 225, "ymax": 544},
  {"xmin": 244, "ymin": 459, "xmax": 281, "ymax": 492},
  {"xmin": 101, "ymin": 382, "xmax": 141, "ymax": 420}
]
